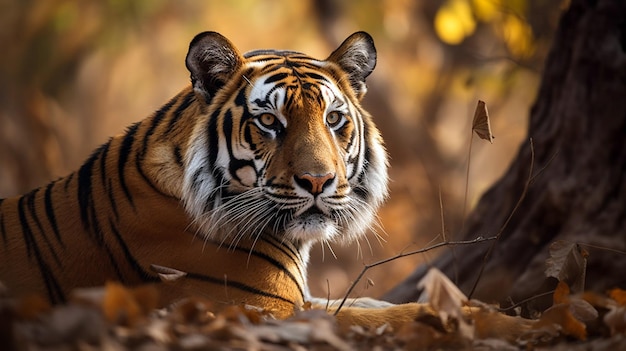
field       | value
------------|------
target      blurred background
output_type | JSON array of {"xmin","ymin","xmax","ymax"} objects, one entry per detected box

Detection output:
[{"xmin": 0, "ymin": 0, "xmax": 565, "ymax": 299}]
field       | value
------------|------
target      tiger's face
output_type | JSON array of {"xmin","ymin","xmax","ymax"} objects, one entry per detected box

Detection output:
[{"xmin": 182, "ymin": 32, "xmax": 388, "ymax": 247}]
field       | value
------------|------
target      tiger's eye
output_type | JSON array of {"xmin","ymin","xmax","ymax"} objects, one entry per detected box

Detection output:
[
  {"xmin": 326, "ymin": 111, "xmax": 342, "ymax": 127},
  {"xmin": 260, "ymin": 113, "xmax": 276, "ymax": 127}
]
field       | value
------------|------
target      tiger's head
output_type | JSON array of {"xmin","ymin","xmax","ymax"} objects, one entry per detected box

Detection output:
[{"xmin": 181, "ymin": 32, "xmax": 388, "ymax": 249}]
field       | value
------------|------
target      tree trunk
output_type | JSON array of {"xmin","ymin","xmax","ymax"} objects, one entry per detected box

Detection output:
[{"xmin": 384, "ymin": 0, "xmax": 626, "ymax": 312}]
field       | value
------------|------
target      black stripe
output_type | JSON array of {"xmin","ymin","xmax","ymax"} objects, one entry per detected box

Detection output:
[
  {"xmin": 106, "ymin": 178, "xmax": 120, "ymax": 222},
  {"xmin": 99, "ymin": 141, "xmax": 111, "ymax": 187},
  {"xmin": 264, "ymin": 72, "xmax": 289, "ymax": 84},
  {"xmin": 352, "ymin": 141, "xmax": 372, "ymax": 201},
  {"xmin": 78, "ymin": 144, "xmax": 106, "ymax": 239},
  {"xmin": 173, "ymin": 146, "xmax": 183, "ymax": 167},
  {"xmin": 132, "ymin": 96, "xmax": 182, "ymax": 200},
  {"xmin": 235, "ymin": 86, "xmax": 248, "ymax": 107},
  {"xmin": 343, "ymin": 127, "xmax": 357, "ymax": 156},
  {"xmin": 132, "ymin": 96, "xmax": 180, "ymax": 199},
  {"xmin": 142, "ymin": 96, "xmax": 178, "ymax": 156},
  {"xmin": 97, "ymin": 219, "xmax": 125, "ymax": 282},
  {"xmin": 265, "ymin": 192, "xmax": 300, "ymax": 200},
  {"xmin": 262, "ymin": 235, "xmax": 302, "ymax": 264},
  {"xmin": 207, "ymin": 109, "xmax": 221, "ymax": 170},
  {"xmin": 303, "ymin": 72, "xmax": 329, "ymax": 82},
  {"xmin": 118, "ymin": 122, "xmax": 141, "ymax": 208},
  {"xmin": 78, "ymin": 146, "xmax": 99, "ymax": 230},
  {"xmin": 26, "ymin": 188, "xmax": 61, "ymax": 266},
  {"xmin": 167, "ymin": 91, "xmax": 195, "ymax": 132},
  {"xmin": 17, "ymin": 196, "xmax": 34, "ymax": 258},
  {"xmin": 17, "ymin": 196, "xmax": 65, "ymax": 303},
  {"xmin": 352, "ymin": 185, "xmax": 369, "ymax": 200},
  {"xmin": 108, "ymin": 219, "xmax": 159, "ymax": 283},
  {"xmin": 135, "ymin": 153, "xmax": 178, "ymax": 200},
  {"xmin": 261, "ymin": 236, "xmax": 305, "ymax": 280},
  {"xmin": 63, "ymin": 172, "xmax": 74, "ymax": 193},
  {"xmin": 207, "ymin": 239, "xmax": 305, "ymax": 300},
  {"xmin": 0, "ymin": 199, "xmax": 5, "ymax": 245},
  {"xmin": 190, "ymin": 167, "xmax": 205, "ymax": 193},
  {"xmin": 185, "ymin": 272, "xmax": 295, "ymax": 305},
  {"xmin": 103, "ymin": 241, "xmax": 125, "ymax": 282},
  {"xmin": 44, "ymin": 182, "xmax": 63, "ymax": 247},
  {"xmin": 223, "ymin": 110, "xmax": 256, "ymax": 183},
  {"xmin": 0, "ymin": 214, "xmax": 5, "ymax": 246},
  {"xmin": 100, "ymin": 139, "xmax": 111, "ymax": 186},
  {"xmin": 99, "ymin": 143, "xmax": 120, "ymax": 222}
]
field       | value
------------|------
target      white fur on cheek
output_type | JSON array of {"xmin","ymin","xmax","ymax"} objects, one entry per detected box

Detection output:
[{"xmin": 182, "ymin": 131, "xmax": 215, "ymax": 227}]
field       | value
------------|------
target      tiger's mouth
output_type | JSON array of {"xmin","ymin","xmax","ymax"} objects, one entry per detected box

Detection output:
[
  {"xmin": 300, "ymin": 206, "xmax": 324, "ymax": 217},
  {"xmin": 293, "ymin": 202, "xmax": 334, "ymax": 224}
]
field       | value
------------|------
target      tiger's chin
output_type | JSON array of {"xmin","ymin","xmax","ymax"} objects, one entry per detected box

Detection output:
[
  {"xmin": 282, "ymin": 207, "xmax": 375, "ymax": 246},
  {"xmin": 283, "ymin": 213, "xmax": 340, "ymax": 244}
]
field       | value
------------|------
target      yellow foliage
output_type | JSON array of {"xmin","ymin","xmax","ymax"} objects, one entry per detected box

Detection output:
[
  {"xmin": 435, "ymin": 0, "xmax": 476, "ymax": 45},
  {"xmin": 472, "ymin": 0, "xmax": 500, "ymax": 22},
  {"xmin": 502, "ymin": 14, "xmax": 535, "ymax": 57}
]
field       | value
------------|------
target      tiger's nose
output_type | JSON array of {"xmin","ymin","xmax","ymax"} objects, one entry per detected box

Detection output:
[{"xmin": 294, "ymin": 172, "xmax": 335, "ymax": 195}]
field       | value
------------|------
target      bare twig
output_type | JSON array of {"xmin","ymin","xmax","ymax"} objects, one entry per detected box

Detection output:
[
  {"xmin": 574, "ymin": 242, "xmax": 626, "ymax": 256},
  {"xmin": 439, "ymin": 186, "xmax": 446, "ymax": 242},
  {"xmin": 498, "ymin": 290, "xmax": 555, "ymax": 312},
  {"xmin": 440, "ymin": 186, "xmax": 459, "ymax": 284},
  {"xmin": 461, "ymin": 132, "xmax": 474, "ymax": 232},
  {"xmin": 467, "ymin": 138, "xmax": 536, "ymax": 299},
  {"xmin": 333, "ymin": 235, "xmax": 497, "ymax": 316}
]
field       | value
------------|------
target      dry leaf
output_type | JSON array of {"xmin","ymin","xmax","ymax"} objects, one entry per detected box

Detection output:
[
  {"xmin": 569, "ymin": 298, "xmax": 598, "ymax": 323},
  {"xmin": 102, "ymin": 281, "xmax": 143, "ymax": 326},
  {"xmin": 553, "ymin": 281, "xmax": 597, "ymax": 323},
  {"xmin": 15, "ymin": 294, "xmax": 51, "ymax": 320},
  {"xmin": 130, "ymin": 284, "xmax": 159, "ymax": 315},
  {"xmin": 171, "ymin": 296, "xmax": 216, "ymax": 325},
  {"xmin": 417, "ymin": 268, "xmax": 467, "ymax": 315},
  {"xmin": 472, "ymin": 100, "xmax": 494, "ymax": 143},
  {"xmin": 545, "ymin": 240, "xmax": 587, "ymax": 293},
  {"xmin": 534, "ymin": 303, "xmax": 587, "ymax": 340},
  {"xmin": 553, "ymin": 281, "xmax": 571, "ymax": 304},
  {"xmin": 71, "ymin": 286, "xmax": 106, "ymax": 307},
  {"xmin": 609, "ymin": 288, "xmax": 626, "ymax": 306},
  {"xmin": 604, "ymin": 306, "xmax": 626, "ymax": 335},
  {"xmin": 582, "ymin": 291, "xmax": 616, "ymax": 310},
  {"xmin": 397, "ymin": 321, "xmax": 470, "ymax": 350},
  {"xmin": 417, "ymin": 268, "xmax": 474, "ymax": 339},
  {"xmin": 14, "ymin": 304, "xmax": 104, "ymax": 346}
]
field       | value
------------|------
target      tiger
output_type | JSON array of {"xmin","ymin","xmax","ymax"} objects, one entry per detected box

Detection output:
[{"xmin": 0, "ymin": 31, "xmax": 530, "ymax": 335}]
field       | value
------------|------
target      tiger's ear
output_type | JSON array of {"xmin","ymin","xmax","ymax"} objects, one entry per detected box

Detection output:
[
  {"xmin": 186, "ymin": 31, "xmax": 243, "ymax": 102},
  {"xmin": 326, "ymin": 32, "xmax": 377, "ymax": 99}
]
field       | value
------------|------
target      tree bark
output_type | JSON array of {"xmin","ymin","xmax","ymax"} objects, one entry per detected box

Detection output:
[{"xmin": 384, "ymin": 0, "xmax": 626, "ymax": 311}]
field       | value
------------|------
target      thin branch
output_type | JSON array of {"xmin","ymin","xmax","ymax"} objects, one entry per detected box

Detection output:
[
  {"xmin": 574, "ymin": 242, "xmax": 626, "ymax": 256},
  {"xmin": 439, "ymin": 186, "xmax": 446, "ymax": 242},
  {"xmin": 461, "ymin": 132, "xmax": 474, "ymax": 232},
  {"xmin": 333, "ymin": 235, "xmax": 497, "ymax": 316},
  {"xmin": 498, "ymin": 290, "xmax": 555, "ymax": 312},
  {"xmin": 468, "ymin": 138, "xmax": 536, "ymax": 299}
]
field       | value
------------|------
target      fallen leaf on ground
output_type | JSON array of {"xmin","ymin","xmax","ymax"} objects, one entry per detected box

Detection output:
[{"xmin": 545, "ymin": 241, "xmax": 588, "ymax": 293}]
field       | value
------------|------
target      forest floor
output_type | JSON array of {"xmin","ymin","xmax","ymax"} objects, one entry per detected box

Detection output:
[{"xmin": 3, "ymin": 243, "xmax": 626, "ymax": 351}]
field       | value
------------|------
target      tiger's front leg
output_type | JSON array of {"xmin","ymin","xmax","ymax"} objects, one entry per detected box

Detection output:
[
  {"xmin": 310, "ymin": 295, "xmax": 532, "ymax": 341},
  {"xmin": 330, "ymin": 302, "xmax": 533, "ymax": 341}
]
